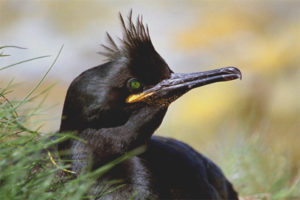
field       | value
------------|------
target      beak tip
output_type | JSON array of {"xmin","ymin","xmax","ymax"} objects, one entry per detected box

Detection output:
[
  {"xmin": 238, "ymin": 73, "xmax": 242, "ymax": 80},
  {"xmin": 227, "ymin": 66, "xmax": 242, "ymax": 80}
]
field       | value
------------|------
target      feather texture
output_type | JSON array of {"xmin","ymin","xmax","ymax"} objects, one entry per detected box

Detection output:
[{"xmin": 99, "ymin": 10, "xmax": 154, "ymax": 61}]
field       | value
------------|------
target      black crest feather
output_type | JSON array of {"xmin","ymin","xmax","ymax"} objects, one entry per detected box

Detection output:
[{"xmin": 100, "ymin": 10, "xmax": 155, "ymax": 61}]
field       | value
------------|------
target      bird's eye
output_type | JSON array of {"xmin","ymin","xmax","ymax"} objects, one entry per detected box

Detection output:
[{"xmin": 127, "ymin": 78, "xmax": 143, "ymax": 93}]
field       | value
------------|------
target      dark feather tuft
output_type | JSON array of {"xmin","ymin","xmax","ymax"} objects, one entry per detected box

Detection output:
[{"xmin": 99, "ymin": 10, "xmax": 154, "ymax": 61}]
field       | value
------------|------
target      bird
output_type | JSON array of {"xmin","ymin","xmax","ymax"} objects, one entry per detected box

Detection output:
[{"xmin": 57, "ymin": 11, "xmax": 241, "ymax": 200}]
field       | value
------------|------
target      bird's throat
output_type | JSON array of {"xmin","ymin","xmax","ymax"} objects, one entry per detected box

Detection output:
[{"xmin": 65, "ymin": 106, "xmax": 168, "ymax": 173}]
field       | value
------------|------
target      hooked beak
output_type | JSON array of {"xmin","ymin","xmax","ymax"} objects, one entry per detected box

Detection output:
[{"xmin": 126, "ymin": 66, "xmax": 242, "ymax": 106}]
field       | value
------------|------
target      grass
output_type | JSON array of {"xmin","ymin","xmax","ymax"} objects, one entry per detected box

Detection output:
[
  {"xmin": 0, "ymin": 46, "xmax": 145, "ymax": 200},
  {"xmin": 203, "ymin": 125, "xmax": 300, "ymax": 200},
  {"xmin": 0, "ymin": 46, "xmax": 299, "ymax": 199}
]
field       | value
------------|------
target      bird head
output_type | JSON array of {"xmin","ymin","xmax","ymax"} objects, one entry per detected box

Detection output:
[{"xmin": 59, "ymin": 11, "xmax": 241, "ymax": 134}]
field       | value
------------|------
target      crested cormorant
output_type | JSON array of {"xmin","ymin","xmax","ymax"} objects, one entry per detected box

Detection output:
[{"xmin": 58, "ymin": 11, "xmax": 241, "ymax": 200}]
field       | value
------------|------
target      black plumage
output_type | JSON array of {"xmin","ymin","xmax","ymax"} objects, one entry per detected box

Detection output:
[{"xmin": 58, "ymin": 11, "xmax": 241, "ymax": 199}]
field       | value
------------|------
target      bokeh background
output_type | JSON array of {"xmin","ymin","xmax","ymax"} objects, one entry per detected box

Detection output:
[{"xmin": 1, "ymin": 0, "xmax": 300, "ymax": 198}]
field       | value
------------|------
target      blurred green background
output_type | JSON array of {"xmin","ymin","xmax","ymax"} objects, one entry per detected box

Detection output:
[{"xmin": 1, "ymin": 0, "xmax": 300, "ymax": 198}]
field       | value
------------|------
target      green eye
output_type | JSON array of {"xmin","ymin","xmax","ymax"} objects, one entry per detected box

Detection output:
[
  {"xmin": 130, "ymin": 80, "xmax": 141, "ymax": 89},
  {"xmin": 127, "ymin": 78, "xmax": 142, "ymax": 92}
]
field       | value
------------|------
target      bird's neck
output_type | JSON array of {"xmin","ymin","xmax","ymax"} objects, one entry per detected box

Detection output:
[{"xmin": 60, "ymin": 106, "xmax": 167, "ymax": 173}]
